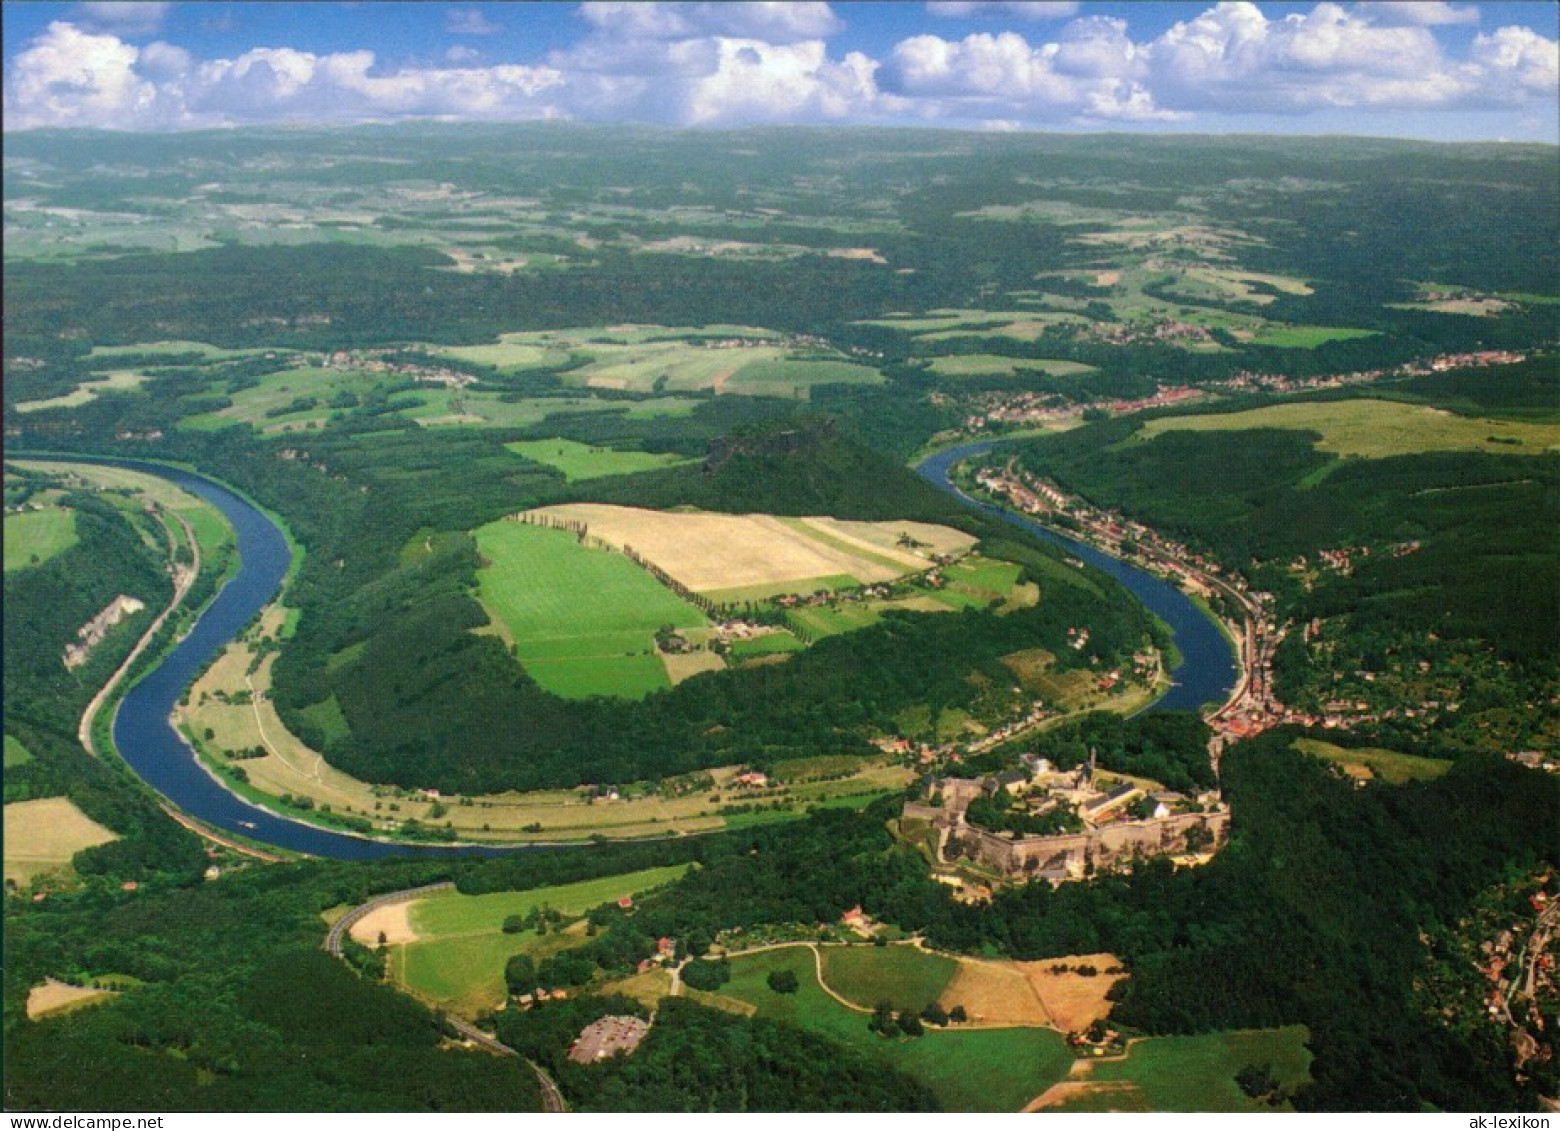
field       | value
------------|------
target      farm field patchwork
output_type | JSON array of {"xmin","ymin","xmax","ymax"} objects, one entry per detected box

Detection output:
[
  {"xmin": 857, "ymin": 309, "xmax": 1089, "ymax": 340},
  {"xmin": 473, "ymin": 519, "xmax": 707, "ymax": 699},
  {"xmin": 4, "ymin": 507, "xmax": 78, "ymax": 571},
  {"xmin": 86, "ymin": 340, "xmax": 271, "ymax": 361},
  {"xmin": 1034, "ymin": 1026, "xmax": 1314, "ymax": 1113},
  {"xmin": 177, "ymin": 366, "xmax": 398, "ymax": 433},
  {"xmin": 526, "ymin": 504, "xmax": 974, "ymax": 601},
  {"xmin": 450, "ymin": 325, "xmax": 881, "ymax": 399},
  {"xmin": 1136, "ymin": 399, "xmax": 1560, "ymax": 459},
  {"xmin": 722, "ymin": 945, "xmax": 1074, "ymax": 1112},
  {"xmin": 3, "ymin": 797, "xmax": 120, "ymax": 886},
  {"xmin": 505, "ymin": 438, "xmax": 694, "ymax": 481},
  {"xmin": 411, "ymin": 391, "xmax": 697, "ymax": 429}
]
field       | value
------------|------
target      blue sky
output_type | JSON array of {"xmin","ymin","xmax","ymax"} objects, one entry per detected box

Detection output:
[{"xmin": 4, "ymin": 2, "xmax": 1556, "ymax": 139}]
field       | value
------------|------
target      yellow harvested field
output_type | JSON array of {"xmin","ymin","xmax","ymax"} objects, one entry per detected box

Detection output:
[
  {"xmin": 940, "ymin": 958, "xmax": 1053, "ymax": 1026},
  {"xmin": 1020, "ymin": 955, "xmax": 1126, "ymax": 1032},
  {"xmin": 600, "ymin": 968, "xmax": 676, "ymax": 1011},
  {"xmin": 827, "ymin": 247, "xmax": 888, "ymax": 264},
  {"xmin": 527, "ymin": 504, "xmax": 974, "ymax": 595},
  {"xmin": 800, "ymin": 516, "xmax": 976, "ymax": 560},
  {"xmin": 26, "ymin": 979, "xmax": 117, "ymax": 1020},
  {"xmin": 941, "ymin": 952, "xmax": 1125, "ymax": 1032},
  {"xmin": 349, "ymin": 901, "xmax": 419, "ymax": 947},
  {"xmin": 4, "ymin": 798, "xmax": 119, "ymax": 885},
  {"xmin": 661, "ymin": 650, "xmax": 726, "ymax": 685}
]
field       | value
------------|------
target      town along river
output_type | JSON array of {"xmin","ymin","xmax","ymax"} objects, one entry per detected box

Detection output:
[
  {"xmin": 41, "ymin": 448, "xmax": 1233, "ymax": 861},
  {"xmin": 916, "ymin": 442, "xmax": 1238, "ymax": 715}
]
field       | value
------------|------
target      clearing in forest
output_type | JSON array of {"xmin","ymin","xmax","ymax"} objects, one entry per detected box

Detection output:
[
  {"xmin": 473, "ymin": 519, "xmax": 708, "ymax": 699},
  {"xmin": 926, "ymin": 354, "xmax": 1096, "ymax": 379},
  {"xmin": 1292, "ymin": 738, "xmax": 1451, "ymax": 784},
  {"xmin": 389, "ymin": 865, "xmax": 691, "ymax": 1016},
  {"xmin": 13, "ymin": 369, "xmax": 149, "ymax": 415},
  {"xmin": 3, "ymin": 797, "xmax": 119, "ymax": 885},
  {"xmin": 25, "ymin": 979, "xmax": 118, "ymax": 1020},
  {"xmin": 525, "ymin": 504, "xmax": 975, "ymax": 601},
  {"xmin": 1137, "ymin": 398, "xmax": 1560, "ymax": 459},
  {"xmin": 4, "ymin": 507, "xmax": 78, "ymax": 571},
  {"xmin": 506, "ymin": 438, "xmax": 694, "ymax": 481}
]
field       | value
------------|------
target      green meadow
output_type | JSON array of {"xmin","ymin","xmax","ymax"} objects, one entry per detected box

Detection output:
[
  {"xmin": 819, "ymin": 944, "xmax": 959, "ymax": 1011},
  {"xmin": 1293, "ymin": 738, "xmax": 1452, "ymax": 784},
  {"xmin": 5, "ymin": 508, "xmax": 78, "ymax": 571},
  {"xmin": 398, "ymin": 865, "xmax": 691, "ymax": 1013},
  {"xmin": 1137, "ymin": 398, "xmax": 1560, "ymax": 459},
  {"xmin": 506, "ymin": 439, "xmax": 693, "ymax": 481},
  {"xmin": 1049, "ymin": 1027, "xmax": 1313, "ymax": 1113},
  {"xmin": 472, "ymin": 520, "xmax": 707, "ymax": 699},
  {"xmin": 4, "ymin": 735, "xmax": 34, "ymax": 768},
  {"xmin": 722, "ymin": 946, "xmax": 1072, "ymax": 1112},
  {"xmin": 926, "ymin": 354, "xmax": 1096, "ymax": 378},
  {"xmin": 1247, "ymin": 326, "xmax": 1378, "ymax": 348}
]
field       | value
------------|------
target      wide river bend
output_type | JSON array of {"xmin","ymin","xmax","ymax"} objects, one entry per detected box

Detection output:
[{"xmin": 34, "ymin": 448, "xmax": 1235, "ymax": 860}]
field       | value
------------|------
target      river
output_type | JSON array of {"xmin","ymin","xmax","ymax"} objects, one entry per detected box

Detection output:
[
  {"xmin": 34, "ymin": 444, "xmax": 1234, "ymax": 860},
  {"xmin": 915, "ymin": 442, "xmax": 1237, "ymax": 714},
  {"xmin": 29, "ymin": 456, "xmax": 514, "ymax": 861}
]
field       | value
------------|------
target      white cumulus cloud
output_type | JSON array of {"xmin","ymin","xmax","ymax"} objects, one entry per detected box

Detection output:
[
  {"xmin": 5, "ymin": 21, "xmax": 167, "ymax": 129},
  {"xmin": 3, "ymin": 3, "xmax": 1554, "ymax": 135},
  {"xmin": 579, "ymin": 2, "xmax": 842, "ymax": 43},
  {"xmin": 1350, "ymin": 2, "xmax": 1479, "ymax": 27}
]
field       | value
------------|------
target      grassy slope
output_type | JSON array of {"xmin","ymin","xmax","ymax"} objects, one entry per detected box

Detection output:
[
  {"xmin": 819, "ymin": 945, "xmax": 959, "ymax": 1012},
  {"xmin": 472, "ymin": 521, "xmax": 706, "ymax": 699},
  {"xmin": 1137, "ymin": 399, "xmax": 1560, "ymax": 459},
  {"xmin": 1292, "ymin": 737, "xmax": 1452, "ymax": 784},
  {"xmin": 398, "ymin": 866, "xmax": 692, "ymax": 1012},
  {"xmin": 723, "ymin": 946, "xmax": 1072, "ymax": 1112},
  {"xmin": 4, "ymin": 508, "xmax": 79, "ymax": 571},
  {"xmin": 506, "ymin": 439, "xmax": 693, "ymax": 481},
  {"xmin": 1052, "ymin": 1027, "xmax": 1314, "ymax": 1113}
]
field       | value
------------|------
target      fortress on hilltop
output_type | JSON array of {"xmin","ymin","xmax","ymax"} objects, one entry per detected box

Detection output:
[{"xmin": 903, "ymin": 755, "xmax": 1229, "ymax": 885}]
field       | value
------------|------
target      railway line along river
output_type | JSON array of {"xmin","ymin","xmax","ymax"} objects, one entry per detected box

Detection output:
[{"xmin": 28, "ymin": 446, "xmax": 1235, "ymax": 861}]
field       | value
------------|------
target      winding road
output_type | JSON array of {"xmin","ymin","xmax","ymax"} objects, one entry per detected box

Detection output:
[
  {"xmin": 77, "ymin": 505, "xmax": 199, "ymax": 758},
  {"xmin": 322, "ymin": 883, "xmax": 567, "ymax": 1113}
]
